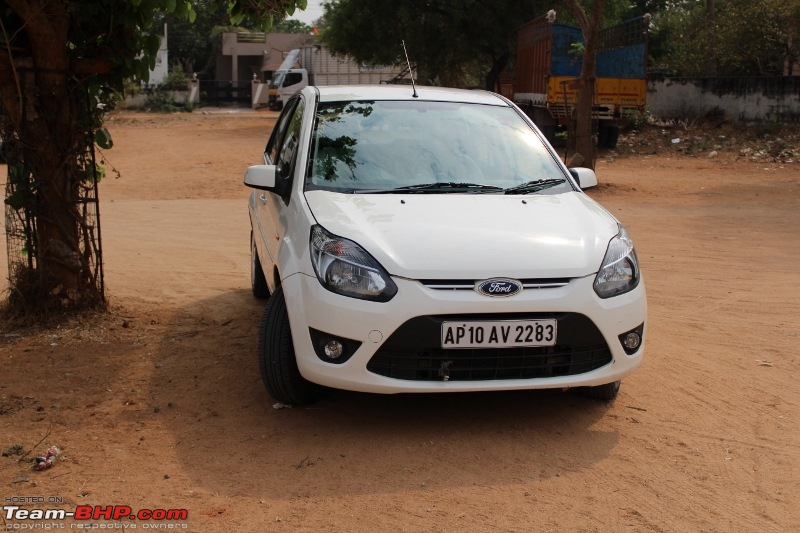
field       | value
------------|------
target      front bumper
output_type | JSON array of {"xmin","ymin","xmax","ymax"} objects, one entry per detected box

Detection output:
[{"xmin": 282, "ymin": 272, "xmax": 646, "ymax": 394}]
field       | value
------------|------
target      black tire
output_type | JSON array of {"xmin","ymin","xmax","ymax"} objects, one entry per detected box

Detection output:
[
  {"xmin": 578, "ymin": 380, "xmax": 621, "ymax": 401},
  {"xmin": 598, "ymin": 123, "xmax": 620, "ymax": 149},
  {"xmin": 258, "ymin": 285, "xmax": 322, "ymax": 405},
  {"xmin": 251, "ymin": 231, "xmax": 270, "ymax": 299}
]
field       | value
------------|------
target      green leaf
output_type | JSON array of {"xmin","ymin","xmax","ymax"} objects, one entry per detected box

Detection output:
[
  {"xmin": 95, "ymin": 128, "xmax": 113, "ymax": 149},
  {"xmin": 7, "ymin": 163, "xmax": 27, "ymax": 185},
  {"xmin": 147, "ymin": 33, "xmax": 161, "ymax": 56},
  {"xmin": 4, "ymin": 190, "xmax": 27, "ymax": 210},
  {"xmin": 167, "ymin": 0, "xmax": 177, "ymax": 13},
  {"xmin": 298, "ymin": 0, "xmax": 308, "ymax": 10},
  {"xmin": 93, "ymin": 165, "xmax": 106, "ymax": 183}
]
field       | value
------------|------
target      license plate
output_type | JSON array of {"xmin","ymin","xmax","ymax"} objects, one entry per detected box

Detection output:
[{"xmin": 441, "ymin": 320, "xmax": 557, "ymax": 349}]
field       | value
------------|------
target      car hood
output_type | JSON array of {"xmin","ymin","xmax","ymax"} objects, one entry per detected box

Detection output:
[{"xmin": 304, "ymin": 191, "xmax": 620, "ymax": 279}]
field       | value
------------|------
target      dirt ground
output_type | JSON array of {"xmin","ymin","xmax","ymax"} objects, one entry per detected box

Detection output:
[{"xmin": 1, "ymin": 110, "xmax": 798, "ymax": 532}]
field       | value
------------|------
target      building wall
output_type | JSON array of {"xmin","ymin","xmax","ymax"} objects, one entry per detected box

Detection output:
[
  {"xmin": 647, "ymin": 76, "xmax": 800, "ymax": 123},
  {"xmin": 149, "ymin": 25, "xmax": 168, "ymax": 85},
  {"xmin": 214, "ymin": 56, "xmax": 262, "ymax": 83},
  {"xmin": 217, "ymin": 32, "xmax": 313, "ymax": 82},
  {"xmin": 150, "ymin": 47, "xmax": 168, "ymax": 85}
]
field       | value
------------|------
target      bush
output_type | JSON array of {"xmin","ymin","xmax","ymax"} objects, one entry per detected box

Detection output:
[
  {"xmin": 144, "ymin": 91, "xmax": 188, "ymax": 113},
  {"xmin": 159, "ymin": 65, "xmax": 190, "ymax": 91}
]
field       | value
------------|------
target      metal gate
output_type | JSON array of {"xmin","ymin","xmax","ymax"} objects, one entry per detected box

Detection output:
[{"xmin": 199, "ymin": 81, "xmax": 252, "ymax": 107}]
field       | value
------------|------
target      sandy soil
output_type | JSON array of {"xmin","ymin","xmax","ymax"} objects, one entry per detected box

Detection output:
[{"xmin": 1, "ymin": 110, "xmax": 799, "ymax": 532}]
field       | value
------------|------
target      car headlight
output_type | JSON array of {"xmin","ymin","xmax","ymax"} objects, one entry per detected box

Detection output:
[
  {"xmin": 309, "ymin": 225, "xmax": 398, "ymax": 302},
  {"xmin": 593, "ymin": 226, "xmax": 641, "ymax": 299}
]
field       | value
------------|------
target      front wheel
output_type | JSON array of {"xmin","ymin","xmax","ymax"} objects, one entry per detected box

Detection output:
[
  {"xmin": 578, "ymin": 380, "xmax": 621, "ymax": 401},
  {"xmin": 258, "ymin": 285, "xmax": 322, "ymax": 405}
]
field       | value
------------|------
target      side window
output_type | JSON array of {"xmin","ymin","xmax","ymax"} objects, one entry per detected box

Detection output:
[
  {"xmin": 265, "ymin": 97, "xmax": 299, "ymax": 164},
  {"xmin": 284, "ymin": 72, "xmax": 304, "ymax": 87},
  {"xmin": 276, "ymin": 98, "xmax": 306, "ymax": 181}
]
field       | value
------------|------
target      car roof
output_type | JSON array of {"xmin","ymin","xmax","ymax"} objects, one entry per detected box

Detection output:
[{"xmin": 312, "ymin": 85, "xmax": 509, "ymax": 106}]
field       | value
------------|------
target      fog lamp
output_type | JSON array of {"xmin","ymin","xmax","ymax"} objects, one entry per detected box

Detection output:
[
  {"xmin": 309, "ymin": 328, "xmax": 361, "ymax": 364},
  {"xmin": 618, "ymin": 323, "xmax": 645, "ymax": 355},
  {"xmin": 324, "ymin": 340, "xmax": 344, "ymax": 359},
  {"xmin": 622, "ymin": 332, "xmax": 641, "ymax": 351}
]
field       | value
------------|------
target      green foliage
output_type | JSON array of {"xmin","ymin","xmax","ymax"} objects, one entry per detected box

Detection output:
[
  {"xmin": 652, "ymin": 0, "xmax": 800, "ymax": 76},
  {"xmin": 273, "ymin": 19, "xmax": 313, "ymax": 33},
  {"xmin": 3, "ymin": 163, "xmax": 29, "ymax": 211},
  {"xmin": 123, "ymin": 73, "xmax": 194, "ymax": 113},
  {"xmin": 229, "ymin": 0, "xmax": 307, "ymax": 29},
  {"xmin": 143, "ymin": 91, "xmax": 189, "ymax": 113},
  {"xmin": 543, "ymin": 0, "xmax": 644, "ymax": 29},
  {"xmin": 151, "ymin": 0, "xmax": 231, "ymax": 76},
  {"xmin": 1, "ymin": 0, "xmax": 308, "ymax": 138},
  {"xmin": 569, "ymin": 42, "xmax": 586, "ymax": 59},
  {"xmin": 95, "ymin": 128, "xmax": 114, "ymax": 149},
  {"xmin": 625, "ymin": 109, "xmax": 652, "ymax": 132},
  {"xmin": 159, "ymin": 65, "xmax": 191, "ymax": 90},
  {"xmin": 123, "ymin": 79, "xmax": 144, "ymax": 98},
  {"xmin": 0, "ymin": 0, "xmax": 308, "ymax": 313},
  {"xmin": 55, "ymin": 1, "xmax": 195, "ymax": 89},
  {"xmin": 321, "ymin": 0, "xmax": 638, "ymax": 90},
  {"xmin": 321, "ymin": 0, "xmax": 550, "ymax": 88}
]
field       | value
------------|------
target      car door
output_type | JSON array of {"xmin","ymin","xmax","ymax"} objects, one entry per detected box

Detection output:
[{"xmin": 255, "ymin": 95, "xmax": 306, "ymax": 281}]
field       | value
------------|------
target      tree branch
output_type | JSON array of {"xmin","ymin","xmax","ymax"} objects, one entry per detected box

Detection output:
[{"xmin": 0, "ymin": 17, "xmax": 24, "ymax": 123}]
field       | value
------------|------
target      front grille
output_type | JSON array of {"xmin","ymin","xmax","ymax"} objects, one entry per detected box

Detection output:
[
  {"xmin": 367, "ymin": 344, "xmax": 611, "ymax": 381},
  {"xmin": 420, "ymin": 278, "xmax": 570, "ymax": 290},
  {"xmin": 366, "ymin": 313, "xmax": 611, "ymax": 382}
]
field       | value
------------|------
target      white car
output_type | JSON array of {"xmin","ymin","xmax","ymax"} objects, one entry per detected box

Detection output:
[{"xmin": 245, "ymin": 85, "xmax": 646, "ymax": 405}]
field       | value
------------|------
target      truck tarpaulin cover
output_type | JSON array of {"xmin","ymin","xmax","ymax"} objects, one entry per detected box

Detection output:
[{"xmin": 551, "ymin": 17, "xmax": 648, "ymax": 79}]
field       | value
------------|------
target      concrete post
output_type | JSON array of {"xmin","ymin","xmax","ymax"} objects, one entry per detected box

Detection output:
[{"xmin": 188, "ymin": 74, "xmax": 200, "ymax": 105}]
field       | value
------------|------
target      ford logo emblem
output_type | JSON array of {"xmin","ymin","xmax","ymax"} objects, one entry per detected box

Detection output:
[{"xmin": 475, "ymin": 278, "xmax": 523, "ymax": 298}]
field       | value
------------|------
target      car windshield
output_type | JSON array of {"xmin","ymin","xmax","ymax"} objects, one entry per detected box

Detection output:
[{"xmin": 306, "ymin": 100, "xmax": 572, "ymax": 194}]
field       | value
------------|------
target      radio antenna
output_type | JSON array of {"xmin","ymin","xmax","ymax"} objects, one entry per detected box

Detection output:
[{"xmin": 401, "ymin": 40, "xmax": 418, "ymax": 98}]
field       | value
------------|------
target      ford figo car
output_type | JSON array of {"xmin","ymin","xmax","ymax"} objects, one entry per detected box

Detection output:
[{"xmin": 245, "ymin": 85, "xmax": 646, "ymax": 405}]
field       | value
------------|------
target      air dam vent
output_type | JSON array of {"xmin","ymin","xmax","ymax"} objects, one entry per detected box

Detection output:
[{"xmin": 367, "ymin": 313, "xmax": 611, "ymax": 382}]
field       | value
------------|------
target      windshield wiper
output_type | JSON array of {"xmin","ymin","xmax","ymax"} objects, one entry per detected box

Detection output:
[
  {"xmin": 358, "ymin": 182, "xmax": 503, "ymax": 194},
  {"xmin": 503, "ymin": 178, "xmax": 566, "ymax": 195}
]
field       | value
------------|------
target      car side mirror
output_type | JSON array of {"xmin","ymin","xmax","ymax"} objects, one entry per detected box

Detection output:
[
  {"xmin": 569, "ymin": 167, "xmax": 598, "ymax": 190},
  {"xmin": 243, "ymin": 165, "xmax": 278, "ymax": 190}
]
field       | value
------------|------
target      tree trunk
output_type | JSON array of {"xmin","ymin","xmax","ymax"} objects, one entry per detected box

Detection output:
[
  {"xmin": 484, "ymin": 53, "xmax": 509, "ymax": 93},
  {"xmin": 564, "ymin": 0, "xmax": 604, "ymax": 170},
  {"xmin": 705, "ymin": 0, "xmax": 717, "ymax": 77},
  {"xmin": 2, "ymin": 0, "xmax": 103, "ymax": 310}
]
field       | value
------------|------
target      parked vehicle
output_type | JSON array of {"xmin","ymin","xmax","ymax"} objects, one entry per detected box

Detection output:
[
  {"xmin": 245, "ymin": 85, "xmax": 646, "ymax": 405},
  {"xmin": 268, "ymin": 46, "xmax": 408, "ymax": 110},
  {"xmin": 513, "ymin": 15, "xmax": 650, "ymax": 148}
]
